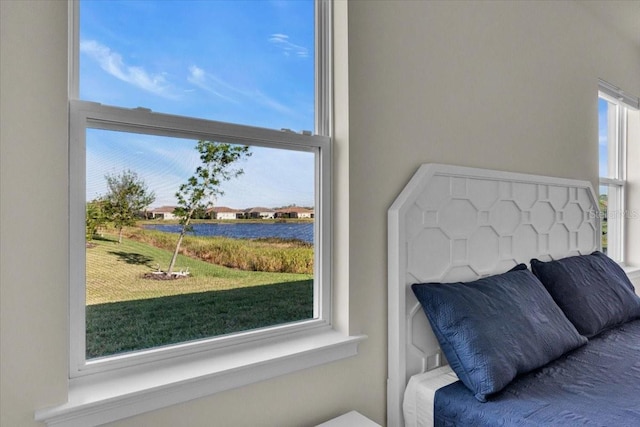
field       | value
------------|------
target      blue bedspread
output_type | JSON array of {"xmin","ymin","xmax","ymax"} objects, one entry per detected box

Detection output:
[{"xmin": 434, "ymin": 319, "xmax": 640, "ymax": 426}]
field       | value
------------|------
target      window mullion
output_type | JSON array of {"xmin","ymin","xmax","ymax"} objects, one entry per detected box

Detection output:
[
  {"xmin": 606, "ymin": 102, "xmax": 619, "ymax": 179},
  {"xmin": 77, "ymin": 101, "xmax": 329, "ymax": 151},
  {"xmin": 599, "ymin": 177, "xmax": 624, "ymax": 187},
  {"xmin": 607, "ymin": 183, "xmax": 624, "ymax": 261},
  {"xmin": 619, "ymin": 105, "xmax": 628, "ymax": 181},
  {"xmin": 68, "ymin": 0, "xmax": 79, "ymax": 99},
  {"xmin": 617, "ymin": 107, "xmax": 627, "ymax": 261},
  {"xmin": 69, "ymin": 103, "xmax": 87, "ymax": 376},
  {"xmin": 315, "ymin": 0, "xmax": 332, "ymax": 137}
]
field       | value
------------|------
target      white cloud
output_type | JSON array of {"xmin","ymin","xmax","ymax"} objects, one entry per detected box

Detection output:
[
  {"xmin": 599, "ymin": 134, "xmax": 608, "ymax": 146},
  {"xmin": 187, "ymin": 65, "xmax": 239, "ymax": 103},
  {"xmin": 187, "ymin": 64, "xmax": 295, "ymax": 116},
  {"xmin": 252, "ymin": 90, "xmax": 297, "ymax": 116},
  {"xmin": 80, "ymin": 40, "xmax": 177, "ymax": 98},
  {"xmin": 268, "ymin": 33, "xmax": 309, "ymax": 58}
]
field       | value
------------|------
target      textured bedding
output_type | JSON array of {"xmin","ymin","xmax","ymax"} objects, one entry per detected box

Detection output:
[{"xmin": 433, "ymin": 319, "xmax": 640, "ymax": 426}]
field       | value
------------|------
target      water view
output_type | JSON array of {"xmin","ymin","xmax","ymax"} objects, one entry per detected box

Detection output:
[{"xmin": 144, "ymin": 222, "xmax": 314, "ymax": 244}]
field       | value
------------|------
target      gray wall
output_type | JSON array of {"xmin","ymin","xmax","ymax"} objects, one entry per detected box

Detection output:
[{"xmin": 1, "ymin": 1, "xmax": 639, "ymax": 426}]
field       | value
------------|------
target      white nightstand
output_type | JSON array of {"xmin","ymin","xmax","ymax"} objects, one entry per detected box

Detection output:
[{"xmin": 316, "ymin": 411, "xmax": 381, "ymax": 427}]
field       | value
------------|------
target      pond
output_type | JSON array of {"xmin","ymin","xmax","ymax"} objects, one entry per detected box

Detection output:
[{"xmin": 144, "ymin": 222, "xmax": 314, "ymax": 244}]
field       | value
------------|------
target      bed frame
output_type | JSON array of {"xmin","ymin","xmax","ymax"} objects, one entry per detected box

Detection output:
[{"xmin": 387, "ymin": 164, "xmax": 600, "ymax": 427}]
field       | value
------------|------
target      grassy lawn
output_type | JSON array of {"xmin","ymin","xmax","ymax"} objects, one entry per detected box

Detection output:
[
  {"xmin": 86, "ymin": 233, "xmax": 313, "ymax": 358},
  {"xmin": 87, "ymin": 234, "xmax": 312, "ymax": 304},
  {"xmin": 86, "ymin": 280, "xmax": 312, "ymax": 358}
]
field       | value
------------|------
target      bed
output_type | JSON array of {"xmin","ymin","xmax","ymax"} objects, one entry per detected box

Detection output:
[{"xmin": 387, "ymin": 164, "xmax": 640, "ymax": 426}]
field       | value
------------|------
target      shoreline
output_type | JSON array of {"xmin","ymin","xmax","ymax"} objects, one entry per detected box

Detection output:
[{"xmin": 139, "ymin": 218, "xmax": 314, "ymax": 225}]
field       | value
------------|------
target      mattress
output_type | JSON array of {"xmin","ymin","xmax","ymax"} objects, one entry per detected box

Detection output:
[{"xmin": 403, "ymin": 366, "xmax": 458, "ymax": 427}]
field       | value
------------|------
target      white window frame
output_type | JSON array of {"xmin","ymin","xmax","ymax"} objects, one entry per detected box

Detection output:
[
  {"xmin": 598, "ymin": 78, "xmax": 639, "ymax": 263},
  {"xmin": 36, "ymin": 1, "xmax": 364, "ymax": 425},
  {"xmin": 69, "ymin": 102, "xmax": 333, "ymax": 377}
]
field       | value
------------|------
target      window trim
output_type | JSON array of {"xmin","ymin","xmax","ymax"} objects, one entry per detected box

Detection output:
[
  {"xmin": 69, "ymin": 0, "xmax": 333, "ymax": 375},
  {"xmin": 598, "ymin": 78, "xmax": 640, "ymax": 111},
  {"xmin": 34, "ymin": 1, "xmax": 366, "ymax": 425},
  {"xmin": 37, "ymin": 327, "xmax": 364, "ymax": 427},
  {"xmin": 598, "ymin": 86, "xmax": 631, "ymax": 262},
  {"xmin": 69, "ymin": 100, "xmax": 333, "ymax": 377}
]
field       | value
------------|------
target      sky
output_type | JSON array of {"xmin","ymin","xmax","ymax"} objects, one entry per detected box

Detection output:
[
  {"xmin": 80, "ymin": 0, "xmax": 316, "ymax": 209},
  {"xmin": 598, "ymin": 97, "xmax": 610, "ymax": 180}
]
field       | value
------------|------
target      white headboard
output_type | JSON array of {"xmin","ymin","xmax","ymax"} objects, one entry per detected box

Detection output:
[{"xmin": 387, "ymin": 164, "xmax": 600, "ymax": 427}]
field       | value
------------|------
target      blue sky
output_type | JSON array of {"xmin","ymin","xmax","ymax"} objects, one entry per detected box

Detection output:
[
  {"xmin": 598, "ymin": 97, "xmax": 610, "ymax": 179},
  {"xmin": 80, "ymin": 0, "xmax": 316, "ymax": 208}
]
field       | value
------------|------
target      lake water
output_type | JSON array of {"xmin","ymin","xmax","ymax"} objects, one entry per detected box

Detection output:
[{"xmin": 144, "ymin": 222, "xmax": 314, "ymax": 243}]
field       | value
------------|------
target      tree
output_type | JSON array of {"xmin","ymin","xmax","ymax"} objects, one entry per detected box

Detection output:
[
  {"xmin": 103, "ymin": 170, "xmax": 156, "ymax": 243},
  {"xmin": 167, "ymin": 141, "xmax": 251, "ymax": 274},
  {"xmin": 599, "ymin": 193, "xmax": 608, "ymax": 251},
  {"xmin": 86, "ymin": 198, "xmax": 108, "ymax": 240}
]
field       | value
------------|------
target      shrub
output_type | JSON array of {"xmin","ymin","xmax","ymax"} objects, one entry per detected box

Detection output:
[{"xmin": 125, "ymin": 228, "xmax": 313, "ymax": 274}]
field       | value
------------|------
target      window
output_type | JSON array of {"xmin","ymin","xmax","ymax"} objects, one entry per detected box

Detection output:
[
  {"xmin": 598, "ymin": 94, "xmax": 625, "ymax": 260},
  {"xmin": 36, "ymin": 1, "xmax": 361, "ymax": 425},
  {"xmin": 598, "ymin": 79, "xmax": 640, "ymax": 262},
  {"xmin": 72, "ymin": 0, "xmax": 335, "ymax": 371},
  {"xmin": 74, "ymin": 112, "xmax": 324, "ymax": 368},
  {"xmin": 73, "ymin": 0, "xmax": 331, "ymax": 375}
]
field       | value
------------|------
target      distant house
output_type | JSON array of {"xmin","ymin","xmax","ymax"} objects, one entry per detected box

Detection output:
[
  {"xmin": 207, "ymin": 206, "xmax": 242, "ymax": 220},
  {"xmin": 275, "ymin": 207, "xmax": 315, "ymax": 219},
  {"xmin": 244, "ymin": 207, "xmax": 275, "ymax": 219},
  {"xmin": 149, "ymin": 206, "xmax": 178, "ymax": 220}
]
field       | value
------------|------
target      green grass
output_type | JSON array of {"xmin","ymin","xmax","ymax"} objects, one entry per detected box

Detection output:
[
  {"xmin": 127, "ymin": 227, "xmax": 314, "ymax": 274},
  {"xmin": 86, "ymin": 280, "xmax": 313, "ymax": 359},
  {"xmin": 87, "ymin": 233, "xmax": 311, "ymax": 304},
  {"xmin": 86, "ymin": 232, "xmax": 313, "ymax": 358}
]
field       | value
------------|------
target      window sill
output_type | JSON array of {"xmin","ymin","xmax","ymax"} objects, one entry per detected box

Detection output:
[
  {"xmin": 35, "ymin": 327, "xmax": 366, "ymax": 427},
  {"xmin": 624, "ymin": 265, "xmax": 640, "ymax": 291},
  {"xmin": 624, "ymin": 265, "xmax": 640, "ymax": 274}
]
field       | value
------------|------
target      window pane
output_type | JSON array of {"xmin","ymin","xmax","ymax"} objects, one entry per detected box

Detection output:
[
  {"xmin": 85, "ymin": 128, "xmax": 315, "ymax": 359},
  {"xmin": 598, "ymin": 97, "xmax": 618, "ymax": 179},
  {"xmin": 599, "ymin": 98, "xmax": 609, "ymax": 177},
  {"xmin": 598, "ymin": 183, "xmax": 624, "ymax": 261},
  {"xmin": 598, "ymin": 90, "xmax": 626, "ymax": 262},
  {"xmin": 598, "ymin": 185, "xmax": 608, "ymax": 254},
  {"xmin": 79, "ymin": 0, "xmax": 315, "ymax": 133}
]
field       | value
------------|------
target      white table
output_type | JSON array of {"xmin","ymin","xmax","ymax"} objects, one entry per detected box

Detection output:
[{"xmin": 316, "ymin": 410, "xmax": 381, "ymax": 427}]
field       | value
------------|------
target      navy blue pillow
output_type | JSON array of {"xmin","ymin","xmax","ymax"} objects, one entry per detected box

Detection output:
[
  {"xmin": 412, "ymin": 265, "xmax": 587, "ymax": 402},
  {"xmin": 531, "ymin": 251, "xmax": 640, "ymax": 338}
]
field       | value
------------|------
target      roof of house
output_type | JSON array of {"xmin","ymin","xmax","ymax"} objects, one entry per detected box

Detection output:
[
  {"xmin": 150, "ymin": 206, "xmax": 177, "ymax": 213},
  {"xmin": 206, "ymin": 206, "xmax": 241, "ymax": 213}
]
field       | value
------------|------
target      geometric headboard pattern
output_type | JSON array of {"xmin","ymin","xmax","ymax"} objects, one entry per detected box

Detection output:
[{"xmin": 387, "ymin": 164, "xmax": 600, "ymax": 427}]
